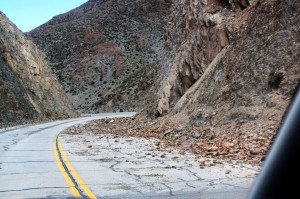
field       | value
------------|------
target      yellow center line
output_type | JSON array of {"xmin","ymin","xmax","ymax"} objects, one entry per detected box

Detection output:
[
  {"xmin": 54, "ymin": 136, "xmax": 97, "ymax": 199},
  {"xmin": 58, "ymin": 140, "xmax": 97, "ymax": 199},
  {"xmin": 53, "ymin": 141, "xmax": 81, "ymax": 197}
]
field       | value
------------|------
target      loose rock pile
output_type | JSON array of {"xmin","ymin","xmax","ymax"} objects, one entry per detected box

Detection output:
[{"xmin": 64, "ymin": 113, "xmax": 281, "ymax": 166}]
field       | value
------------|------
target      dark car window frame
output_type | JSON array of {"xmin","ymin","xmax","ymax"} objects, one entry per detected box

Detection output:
[{"xmin": 247, "ymin": 84, "xmax": 300, "ymax": 198}]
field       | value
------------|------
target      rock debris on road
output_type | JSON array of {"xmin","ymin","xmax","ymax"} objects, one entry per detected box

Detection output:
[
  {"xmin": 64, "ymin": 114, "xmax": 275, "ymax": 166},
  {"xmin": 61, "ymin": 119, "xmax": 260, "ymax": 198}
]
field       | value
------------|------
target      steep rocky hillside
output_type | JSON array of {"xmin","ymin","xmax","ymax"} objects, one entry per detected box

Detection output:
[
  {"xmin": 0, "ymin": 12, "xmax": 78, "ymax": 127},
  {"xmin": 68, "ymin": 0, "xmax": 299, "ymax": 165},
  {"xmin": 126, "ymin": 0, "xmax": 299, "ymax": 164},
  {"xmin": 151, "ymin": 0, "xmax": 299, "ymax": 125},
  {"xmin": 28, "ymin": 0, "xmax": 171, "ymax": 113}
]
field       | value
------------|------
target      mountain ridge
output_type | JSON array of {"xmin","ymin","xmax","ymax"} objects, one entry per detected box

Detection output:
[{"xmin": 28, "ymin": 0, "xmax": 171, "ymax": 113}]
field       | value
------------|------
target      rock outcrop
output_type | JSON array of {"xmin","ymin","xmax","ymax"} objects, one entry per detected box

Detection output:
[
  {"xmin": 152, "ymin": 0, "xmax": 299, "ymax": 130},
  {"xmin": 0, "ymin": 12, "xmax": 78, "ymax": 127},
  {"xmin": 28, "ymin": 0, "xmax": 171, "ymax": 113}
]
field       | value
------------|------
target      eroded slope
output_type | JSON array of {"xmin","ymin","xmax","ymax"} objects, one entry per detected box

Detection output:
[{"xmin": 0, "ymin": 12, "xmax": 78, "ymax": 127}]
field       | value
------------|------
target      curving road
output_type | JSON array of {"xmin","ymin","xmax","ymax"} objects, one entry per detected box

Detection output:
[
  {"xmin": 0, "ymin": 113, "xmax": 258, "ymax": 199},
  {"xmin": 0, "ymin": 113, "xmax": 136, "ymax": 199}
]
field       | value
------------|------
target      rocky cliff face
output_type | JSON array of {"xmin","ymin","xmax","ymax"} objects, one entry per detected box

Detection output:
[
  {"xmin": 28, "ymin": 0, "xmax": 171, "ymax": 113},
  {"xmin": 152, "ymin": 0, "xmax": 254, "ymax": 116},
  {"xmin": 150, "ymin": 0, "xmax": 299, "ymax": 136},
  {"xmin": 0, "ymin": 12, "xmax": 78, "ymax": 127}
]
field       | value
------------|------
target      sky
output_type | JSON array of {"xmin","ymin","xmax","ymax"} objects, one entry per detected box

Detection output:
[{"xmin": 0, "ymin": 0, "xmax": 88, "ymax": 32}]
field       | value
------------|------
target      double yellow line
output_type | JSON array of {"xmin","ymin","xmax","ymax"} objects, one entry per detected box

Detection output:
[{"xmin": 53, "ymin": 136, "xmax": 97, "ymax": 198}]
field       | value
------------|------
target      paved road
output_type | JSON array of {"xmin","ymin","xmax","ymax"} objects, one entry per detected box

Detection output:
[
  {"xmin": 0, "ymin": 113, "xmax": 136, "ymax": 199},
  {"xmin": 0, "ymin": 113, "xmax": 258, "ymax": 199}
]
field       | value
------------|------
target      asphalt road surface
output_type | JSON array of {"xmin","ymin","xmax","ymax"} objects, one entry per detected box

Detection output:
[{"xmin": 0, "ymin": 113, "xmax": 259, "ymax": 199}]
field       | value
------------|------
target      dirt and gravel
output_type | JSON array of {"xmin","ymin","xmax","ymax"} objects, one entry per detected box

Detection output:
[{"xmin": 62, "ymin": 109, "xmax": 285, "ymax": 167}]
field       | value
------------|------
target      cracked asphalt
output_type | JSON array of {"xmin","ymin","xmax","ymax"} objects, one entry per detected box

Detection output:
[
  {"xmin": 0, "ymin": 113, "xmax": 259, "ymax": 198},
  {"xmin": 61, "ymin": 132, "xmax": 259, "ymax": 199}
]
